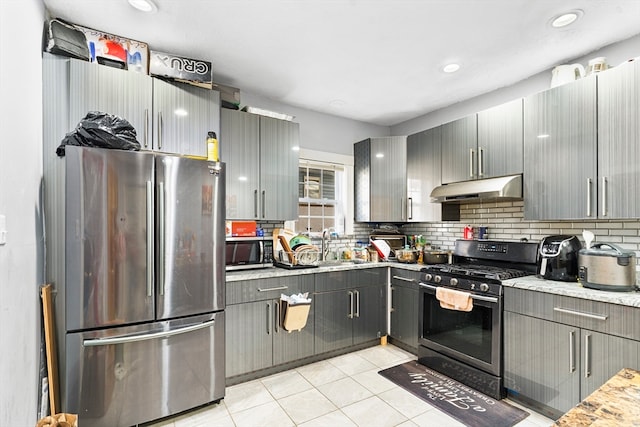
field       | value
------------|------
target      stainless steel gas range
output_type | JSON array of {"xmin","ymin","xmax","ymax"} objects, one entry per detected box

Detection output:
[{"xmin": 418, "ymin": 239, "xmax": 538, "ymax": 399}]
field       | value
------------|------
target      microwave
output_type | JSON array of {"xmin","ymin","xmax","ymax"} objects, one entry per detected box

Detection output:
[{"xmin": 225, "ymin": 236, "xmax": 273, "ymax": 271}]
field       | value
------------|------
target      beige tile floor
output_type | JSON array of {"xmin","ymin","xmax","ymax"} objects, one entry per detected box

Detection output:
[{"xmin": 148, "ymin": 344, "xmax": 555, "ymax": 427}]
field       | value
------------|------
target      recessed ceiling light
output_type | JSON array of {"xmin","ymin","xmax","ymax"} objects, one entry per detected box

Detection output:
[
  {"xmin": 443, "ymin": 63, "xmax": 460, "ymax": 73},
  {"xmin": 550, "ymin": 10, "xmax": 582, "ymax": 28},
  {"xmin": 329, "ymin": 99, "xmax": 347, "ymax": 109},
  {"xmin": 376, "ymin": 153, "xmax": 384, "ymax": 158},
  {"xmin": 128, "ymin": 0, "xmax": 158, "ymax": 13},
  {"xmin": 174, "ymin": 108, "xmax": 188, "ymax": 117}
]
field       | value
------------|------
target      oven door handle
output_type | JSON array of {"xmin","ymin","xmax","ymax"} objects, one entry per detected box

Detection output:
[{"xmin": 418, "ymin": 283, "xmax": 498, "ymax": 304}]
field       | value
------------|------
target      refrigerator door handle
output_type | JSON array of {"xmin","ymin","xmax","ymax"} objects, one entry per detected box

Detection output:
[
  {"xmin": 158, "ymin": 181, "xmax": 166, "ymax": 296},
  {"xmin": 146, "ymin": 181, "xmax": 154, "ymax": 297},
  {"xmin": 82, "ymin": 319, "xmax": 216, "ymax": 347}
]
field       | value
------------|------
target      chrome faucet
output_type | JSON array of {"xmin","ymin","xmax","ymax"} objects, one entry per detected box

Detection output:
[{"xmin": 321, "ymin": 228, "xmax": 336, "ymax": 261}]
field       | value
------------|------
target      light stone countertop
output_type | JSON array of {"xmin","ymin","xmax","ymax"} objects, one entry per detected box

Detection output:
[
  {"xmin": 225, "ymin": 261, "xmax": 424, "ymax": 282},
  {"xmin": 228, "ymin": 263, "xmax": 640, "ymax": 308},
  {"xmin": 503, "ymin": 275, "xmax": 640, "ymax": 308}
]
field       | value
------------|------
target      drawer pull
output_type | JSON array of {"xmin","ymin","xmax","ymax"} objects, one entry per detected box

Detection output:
[
  {"xmin": 258, "ymin": 286, "xmax": 288, "ymax": 292},
  {"xmin": 392, "ymin": 276, "xmax": 415, "ymax": 283},
  {"xmin": 553, "ymin": 307, "xmax": 608, "ymax": 321}
]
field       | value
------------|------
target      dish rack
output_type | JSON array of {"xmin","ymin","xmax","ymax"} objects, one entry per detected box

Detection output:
[{"xmin": 275, "ymin": 248, "xmax": 320, "ymax": 268}]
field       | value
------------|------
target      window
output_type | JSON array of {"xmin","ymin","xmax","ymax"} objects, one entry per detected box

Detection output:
[{"xmin": 297, "ymin": 162, "xmax": 344, "ymax": 235}]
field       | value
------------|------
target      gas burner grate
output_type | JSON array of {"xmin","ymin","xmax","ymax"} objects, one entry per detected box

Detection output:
[{"xmin": 422, "ymin": 264, "xmax": 530, "ymax": 281}]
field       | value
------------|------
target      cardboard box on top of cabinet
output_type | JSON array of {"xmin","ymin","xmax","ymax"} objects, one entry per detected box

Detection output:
[
  {"xmin": 74, "ymin": 24, "xmax": 149, "ymax": 74},
  {"xmin": 150, "ymin": 50, "xmax": 213, "ymax": 89}
]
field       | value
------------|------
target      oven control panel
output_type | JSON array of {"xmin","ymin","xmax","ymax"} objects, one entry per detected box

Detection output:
[{"xmin": 477, "ymin": 242, "xmax": 507, "ymax": 253}]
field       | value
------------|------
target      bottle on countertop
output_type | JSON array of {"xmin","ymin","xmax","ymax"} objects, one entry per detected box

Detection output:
[{"xmin": 207, "ymin": 131, "xmax": 219, "ymax": 162}]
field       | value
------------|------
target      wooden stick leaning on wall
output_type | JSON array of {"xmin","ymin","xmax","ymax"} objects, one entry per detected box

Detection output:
[{"xmin": 41, "ymin": 284, "xmax": 59, "ymax": 415}]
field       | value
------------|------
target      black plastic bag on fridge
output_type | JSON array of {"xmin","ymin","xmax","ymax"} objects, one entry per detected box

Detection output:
[{"xmin": 57, "ymin": 111, "xmax": 141, "ymax": 156}]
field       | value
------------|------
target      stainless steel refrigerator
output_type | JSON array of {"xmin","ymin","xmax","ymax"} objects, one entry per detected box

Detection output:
[{"xmin": 52, "ymin": 146, "xmax": 225, "ymax": 427}]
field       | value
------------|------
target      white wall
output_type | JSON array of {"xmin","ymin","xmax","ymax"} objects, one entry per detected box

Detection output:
[
  {"xmin": 241, "ymin": 91, "xmax": 390, "ymax": 156},
  {"xmin": 391, "ymin": 33, "xmax": 640, "ymax": 136},
  {"xmin": 0, "ymin": 0, "xmax": 45, "ymax": 425}
]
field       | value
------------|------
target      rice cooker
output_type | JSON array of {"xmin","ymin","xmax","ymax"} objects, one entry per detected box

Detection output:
[
  {"xmin": 537, "ymin": 235, "xmax": 582, "ymax": 282},
  {"xmin": 578, "ymin": 243, "xmax": 637, "ymax": 291}
]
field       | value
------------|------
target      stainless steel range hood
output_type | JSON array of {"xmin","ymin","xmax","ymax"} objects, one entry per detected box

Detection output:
[{"xmin": 430, "ymin": 174, "xmax": 523, "ymax": 203}]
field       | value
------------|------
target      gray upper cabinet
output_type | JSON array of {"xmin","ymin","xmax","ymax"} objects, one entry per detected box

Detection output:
[
  {"xmin": 354, "ymin": 136, "xmax": 407, "ymax": 222},
  {"xmin": 220, "ymin": 109, "xmax": 260, "ymax": 219},
  {"xmin": 69, "ymin": 59, "xmax": 152, "ymax": 148},
  {"xmin": 152, "ymin": 78, "xmax": 220, "ymax": 156},
  {"xmin": 221, "ymin": 109, "xmax": 299, "ymax": 221},
  {"xmin": 69, "ymin": 58, "xmax": 220, "ymax": 157},
  {"xmin": 441, "ymin": 114, "xmax": 477, "ymax": 183},
  {"xmin": 260, "ymin": 116, "xmax": 299, "ymax": 221},
  {"xmin": 477, "ymin": 98, "xmax": 524, "ymax": 178},
  {"xmin": 406, "ymin": 127, "xmax": 441, "ymax": 222},
  {"xmin": 597, "ymin": 60, "xmax": 640, "ymax": 218},
  {"xmin": 523, "ymin": 75, "xmax": 597, "ymax": 220}
]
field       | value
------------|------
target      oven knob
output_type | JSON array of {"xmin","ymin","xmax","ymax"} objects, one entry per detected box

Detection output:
[
  {"xmin": 424, "ymin": 273, "xmax": 433, "ymax": 281},
  {"xmin": 480, "ymin": 283, "xmax": 490, "ymax": 292},
  {"xmin": 434, "ymin": 275, "xmax": 442, "ymax": 283},
  {"xmin": 450, "ymin": 278, "xmax": 458, "ymax": 287}
]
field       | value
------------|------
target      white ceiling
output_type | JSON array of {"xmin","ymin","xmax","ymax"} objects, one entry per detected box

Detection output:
[{"xmin": 43, "ymin": 0, "xmax": 640, "ymax": 126}]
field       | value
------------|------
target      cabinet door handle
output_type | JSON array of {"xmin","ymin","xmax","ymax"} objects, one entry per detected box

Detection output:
[
  {"xmin": 254, "ymin": 189, "xmax": 258, "ymax": 218},
  {"xmin": 408, "ymin": 197, "xmax": 413, "ymax": 220},
  {"xmin": 158, "ymin": 112, "xmax": 163, "ymax": 150},
  {"xmin": 348, "ymin": 291, "xmax": 354, "ymax": 319},
  {"xmin": 262, "ymin": 190, "xmax": 266, "ymax": 218},
  {"xmin": 478, "ymin": 147, "xmax": 485, "ymax": 177},
  {"xmin": 390, "ymin": 287, "xmax": 395, "ymax": 312},
  {"xmin": 553, "ymin": 307, "xmax": 608, "ymax": 321},
  {"xmin": 144, "ymin": 108, "xmax": 149, "ymax": 148},
  {"xmin": 258, "ymin": 285, "xmax": 288, "ymax": 292},
  {"xmin": 469, "ymin": 148, "xmax": 475, "ymax": 178},
  {"xmin": 602, "ymin": 176, "xmax": 608, "ymax": 217},
  {"xmin": 354, "ymin": 290, "xmax": 360, "ymax": 318},
  {"xmin": 275, "ymin": 301, "xmax": 280, "ymax": 334},
  {"xmin": 267, "ymin": 302, "xmax": 272, "ymax": 335},
  {"xmin": 400, "ymin": 198, "xmax": 404, "ymax": 221},
  {"xmin": 584, "ymin": 333, "xmax": 591, "ymax": 378},
  {"xmin": 569, "ymin": 330, "xmax": 576, "ymax": 373},
  {"xmin": 586, "ymin": 178, "xmax": 592, "ymax": 217}
]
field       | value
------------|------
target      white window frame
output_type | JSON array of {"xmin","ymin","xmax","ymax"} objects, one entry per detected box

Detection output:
[{"xmin": 293, "ymin": 148, "xmax": 354, "ymax": 237}]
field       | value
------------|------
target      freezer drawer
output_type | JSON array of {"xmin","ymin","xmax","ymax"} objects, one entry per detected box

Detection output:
[{"xmin": 63, "ymin": 312, "xmax": 225, "ymax": 427}]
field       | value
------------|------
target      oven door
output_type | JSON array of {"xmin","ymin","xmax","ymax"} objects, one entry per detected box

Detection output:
[{"xmin": 418, "ymin": 283, "xmax": 502, "ymax": 376}]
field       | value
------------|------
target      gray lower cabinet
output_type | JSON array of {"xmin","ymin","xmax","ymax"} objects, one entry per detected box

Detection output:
[
  {"xmin": 314, "ymin": 269, "xmax": 386, "ymax": 354},
  {"xmin": 523, "ymin": 75, "xmax": 597, "ymax": 220},
  {"xmin": 504, "ymin": 287, "xmax": 640, "ymax": 415},
  {"xmin": 225, "ymin": 275, "xmax": 314, "ymax": 378},
  {"xmin": 221, "ymin": 109, "xmax": 299, "ymax": 221},
  {"xmin": 389, "ymin": 268, "xmax": 419, "ymax": 352}
]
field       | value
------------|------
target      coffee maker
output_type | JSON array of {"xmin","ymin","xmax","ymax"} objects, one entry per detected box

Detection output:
[{"xmin": 537, "ymin": 235, "xmax": 582, "ymax": 282}]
